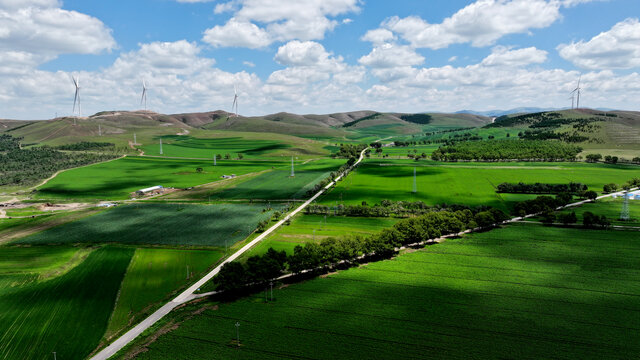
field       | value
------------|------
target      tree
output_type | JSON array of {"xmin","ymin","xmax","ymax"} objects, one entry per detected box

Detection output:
[
  {"xmin": 474, "ymin": 211, "xmax": 495, "ymax": 228},
  {"xmin": 215, "ymin": 262, "xmax": 248, "ymax": 292},
  {"xmin": 196, "ymin": 167, "xmax": 203, "ymax": 173},
  {"xmin": 541, "ymin": 211, "xmax": 556, "ymax": 225},
  {"xmin": 224, "ymin": 153, "xmax": 231, "ymax": 160},
  {"xmin": 237, "ymin": 153, "xmax": 244, "ymax": 160},
  {"xmin": 584, "ymin": 190, "xmax": 598, "ymax": 201},
  {"xmin": 256, "ymin": 220, "xmax": 269, "ymax": 232},
  {"xmin": 558, "ymin": 211, "xmax": 577, "ymax": 225},
  {"xmin": 585, "ymin": 153, "xmax": 602, "ymax": 163},
  {"xmin": 633, "ymin": 157, "xmax": 640, "ymax": 164},
  {"xmin": 603, "ymin": 183, "xmax": 618, "ymax": 194}
]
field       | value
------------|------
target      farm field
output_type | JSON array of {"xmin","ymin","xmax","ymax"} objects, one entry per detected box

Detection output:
[
  {"xmin": 555, "ymin": 197, "xmax": 640, "ymax": 227},
  {"xmin": 36, "ymin": 156, "xmax": 284, "ymax": 200},
  {"xmin": 105, "ymin": 248, "xmax": 224, "ymax": 340},
  {"xmin": 320, "ymin": 160, "xmax": 640, "ymax": 210},
  {"xmin": 14, "ymin": 203, "xmax": 276, "ymax": 247},
  {"xmin": 243, "ymin": 214, "xmax": 399, "ymax": 257},
  {"xmin": 118, "ymin": 223, "xmax": 640, "ymax": 360},
  {"xmin": 140, "ymin": 136, "xmax": 292, "ymax": 159},
  {"xmin": 0, "ymin": 246, "xmax": 133, "ymax": 360},
  {"xmin": 205, "ymin": 159, "xmax": 344, "ymax": 201}
]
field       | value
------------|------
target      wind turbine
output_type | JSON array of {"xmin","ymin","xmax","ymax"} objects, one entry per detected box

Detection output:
[
  {"xmin": 72, "ymin": 76, "xmax": 81, "ymax": 121},
  {"xmin": 569, "ymin": 93, "xmax": 575, "ymax": 109},
  {"xmin": 140, "ymin": 79, "xmax": 148, "ymax": 111},
  {"xmin": 571, "ymin": 76, "xmax": 581, "ymax": 109},
  {"xmin": 231, "ymin": 85, "xmax": 239, "ymax": 117}
]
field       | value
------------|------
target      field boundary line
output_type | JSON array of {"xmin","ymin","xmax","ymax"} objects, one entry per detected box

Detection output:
[{"xmin": 89, "ymin": 148, "xmax": 368, "ymax": 360}]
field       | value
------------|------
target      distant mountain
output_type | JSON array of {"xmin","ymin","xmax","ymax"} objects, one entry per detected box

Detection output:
[{"xmin": 456, "ymin": 108, "xmax": 568, "ymax": 117}]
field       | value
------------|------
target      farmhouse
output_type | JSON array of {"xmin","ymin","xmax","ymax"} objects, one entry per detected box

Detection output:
[{"xmin": 135, "ymin": 185, "xmax": 164, "ymax": 196}]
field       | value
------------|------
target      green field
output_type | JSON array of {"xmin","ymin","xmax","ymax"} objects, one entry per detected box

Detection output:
[
  {"xmin": 243, "ymin": 214, "xmax": 399, "ymax": 257},
  {"xmin": 321, "ymin": 160, "xmax": 640, "ymax": 210},
  {"xmin": 15, "ymin": 203, "xmax": 276, "ymax": 247},
  {"xmin": 118, "ymin": 224, "xmax": 640, "ymax": 359},
  {"xmin": 36, "ymin": 156, "xmax": 283, "ymax": 200},
  {"xmin": 105, "ymin": 248, "xmax": 223, "ymax": 340},
  {"xmin": 0, "ymin": 246, "xmax": 133, "ymax": 360},
  {"xmin": 556, "ymin": 197, "xmax": 640, "ymax": 226},
  {"xmin": 140, "ymin": 136, "xmax": 291, "ymax": 158},
  {"xmin": 204, "ymin": 159, "xmax": 344, "ymax": 201}
]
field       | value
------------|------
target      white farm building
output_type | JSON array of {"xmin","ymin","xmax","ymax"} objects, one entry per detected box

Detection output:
[{"xmin": 135, "ymin": 185, "xmax": 164, "ymax": 196}]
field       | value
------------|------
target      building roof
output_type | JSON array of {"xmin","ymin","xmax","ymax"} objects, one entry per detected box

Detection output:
[{"xmin": 137, "ymin": 185, "xmax": 163, "ymax": 193}]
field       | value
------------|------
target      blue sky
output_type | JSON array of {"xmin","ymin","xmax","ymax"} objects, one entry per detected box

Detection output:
[{"xmin": 1, "ymin": 0, "xmax": 639, "ymax": 119}]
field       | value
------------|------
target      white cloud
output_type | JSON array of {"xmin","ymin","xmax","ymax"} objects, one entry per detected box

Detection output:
[
  {"xmin": 557, "ymin": 18, "xmax": 640, "ymax": 69},
  {"xmin": 481, "ymin": 46, "xmax": 548, "ymax": 67},
  {"xmin": 202, "ymin": 18, "xmax": 271, "ymax": 48},
  {"xmin": 342, "ymin": 18, "xmax": 353, "ymax": 24},
  {"xmin": 361, "ymin": 28, "xmax": 395, "ymax": 45},
  {"xmin": 0, "ymin": 2, "xmax": 115, "ymax": 57},
  {"xmin": 274, "ymin": 40, "xmax": 332, "ymax": 67},
  {"xmin": 380, "ymin": 0, "xmax": 561, "ymax": 49},
  {"xmin": 358, "ymin": 43, "xmax": 425, "ymax": 68},
  {"xmin": 448, "ymin": 56, "xmax": 458, "ymax": 62},
  {"xmin": 202, "ymin": 0, "xmax": 360, "ymax": 48},
  {"xmin": 243, "ymin": 61, "xmax": 256, "ymax": 67}
]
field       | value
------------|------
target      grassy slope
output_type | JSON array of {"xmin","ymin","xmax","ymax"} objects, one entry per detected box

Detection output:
[
  {"xmin": 122, "ymin": 224, "xmax": 640, "ymax": 359},
  {"xmin": 105, "ymin": 248, "xmax": 223, "ymax": 340},
  {"xmin": 35, "ymin": 156, "xmax": 285, "ymax": 200},
  {"xmin": 319, "ymin": 160, "xmax": 640, "ymax": 211},
  {"xmin": 14, "ymin": 203, "xmax": 275, "ymax": 247},
  {"xmin": 0, "ymin": 246, "xmax": 133, "ymax": 360}
]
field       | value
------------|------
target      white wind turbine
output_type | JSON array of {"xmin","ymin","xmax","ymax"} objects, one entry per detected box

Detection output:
[
  {"xmin": 72, "ymin": 76, "xmax": 81, "ymax": 119},
  {"xmin": 571, "ymin": 75, "xmax": 582, "ymax": 109},
  {"xmin": 231, "ymin": 85, "xmax": 239, "ymax": 117},
  {"xmin": 140, "ymin": 79, "xmax": 148, "ymax": 111}
]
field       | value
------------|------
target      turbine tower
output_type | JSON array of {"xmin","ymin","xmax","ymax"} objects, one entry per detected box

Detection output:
[
  {"xmin": 140, "ymin": 79, "xmax": 148, "ymax": 111},
  {"xmin": 291, "ymin": 157, "xmax": 295, "ymax": 177},
  {"xmin": 569, "ymin": 94, "xmax": 575, "ymax": 109},
  {"xmin": 72, "ymin": 76, "xmax": 81, "ymax": 120},
  {"xmin": 412, "ymin": 167, "xmax": 417, "ymax": 193},
  {"xmin": 231, "ymin": 86, "xmax": 239, "ymax": 117},
  {"xmin": 620, "ymin": 191, "xmax": 630, "ymax": 221},
  {"xmin": 571, "ymin": 76, "xmax": 582, "ymax": 109}
]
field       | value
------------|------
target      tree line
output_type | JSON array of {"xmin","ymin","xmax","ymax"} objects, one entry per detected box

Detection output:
[
  {"xmin": 215, "ymin": 208, "xmax": 510, "ymax": 293},
  {"xmin": 431, "ymin": 140, "xmax": 582, "ymax": 162},
  {"xmin": 496, "ymin": 182, "xmax": 588, "ymax": 195}
]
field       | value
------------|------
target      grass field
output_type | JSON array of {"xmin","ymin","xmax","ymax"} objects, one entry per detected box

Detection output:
[
  {"xmin": 140, "ymin": 136, "xmax": 291, "ymax": 159},
  {"xmin": 36, "ymin": 156, "xmax": 284, "ymax": 200},
  {"xmin": 15, "ymin": 203, "xmax": 276, "ymax": 247},
  {"xmin": 243, "ymin": 214, "xmax": 399, "ymax": 257},
  {"xmin": 118, "ymin": 223, "xmax": 640, "ymax": 359},
  {"xmin": 556, "ymin": 197, "xmax": 640, "ymax": 226},
  {"xmin": 105, "ymin": 248, "xmax": 223, "ymax": 340},
  {"xmin": 320, "ymin": 160, "xmax": 640, "ymax": 210},
  {"xmin": 0, "ymin": 246, "xmax": 133, "ymax": 360},
  {"xmin": 203, "ymin": 159, "xmax": 344, "ymax": 201}
]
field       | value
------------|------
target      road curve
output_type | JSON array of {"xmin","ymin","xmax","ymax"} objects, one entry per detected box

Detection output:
[{"xmin": 89, "ymin": 148, "xmax": 368, "ymax": 360}]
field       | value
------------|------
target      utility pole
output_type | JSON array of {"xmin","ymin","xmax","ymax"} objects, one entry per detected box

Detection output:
[
  {"xmin": 412, "ymin": 167, "xmax": 417, "ymax": 193},
  {"xmin": 620, "ymin": 191, "xmax": 630, "ymax": 221},
  {"xmin": 291, "ymin": 156, "xmax": 295, "ymax": 177},
  {"xmin": 53, "ymin": 352, "xmax": 56, "ymax": 360},
  {"xmin": 235, "ymin": 322, "xmax": 240, "ymax": 347},
  {"xmin": 159, "ymin": 138, "xmax": 163, "ymax": 155}
]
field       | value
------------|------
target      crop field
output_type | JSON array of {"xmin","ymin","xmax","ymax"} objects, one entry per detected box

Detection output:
[
  {"xmin": 140, "ymin": 136, "xmax": 291, "ymax": 159},
  {"xmin": 205, "ymin": 159, "xmax": 344, "ymax": 201},
  {"xmin": 0, "ymin": 246, "xmax": 133, "ymax": 360},
  {"xmin": 243, "ymin": 214, "xmax": 399, "ymax": 257},
  {"xmin": 15, "ymin": 203, "xmax": 276, "ymax": 247},
  {"xmin": 105, "ymin": 248, "xmax": 223, "ymax": 339},
  {"xmin": 556, "ymin": 197, "xmax": 640, "ymax": 226},
  {"xmin": 320, "ymin": 160, "xmax": 640, "ymax": 210},
  {"xmin": 36, "ymin": 156, "xmax": 284, "ymax": 200},
  {"xmin": 119, "ymin": 223, "xmax": 640, "ymax": 360}
]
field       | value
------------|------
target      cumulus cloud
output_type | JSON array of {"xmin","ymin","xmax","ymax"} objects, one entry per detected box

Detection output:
[
  {"xmin": 361, "ymin": 28, "xmax": 395, "ymax": 45},
  {"xmin": 557, "ymin": 18, "xmax": 640, "ymax": 69},
  {"xmin": 0, "ymin": 1, "xmax": 115, "ymax": 57},
  {"xmin": 202, "ymin": 18, "xmax": 271, "ymax": 48},
  {"xmin": 358, "ymin": 43, "xmax": 425, "ymax": 69},
  {"xmin": 481, "ymin": 46, "xmax": 548, "ymax": 67},
  {"xmin": 377, "ymin": 0, "xmax": 561, "ymax": 49},
  {"xmin": 202, "ymin": 0, "xmax": 360, "ymax": 48}
]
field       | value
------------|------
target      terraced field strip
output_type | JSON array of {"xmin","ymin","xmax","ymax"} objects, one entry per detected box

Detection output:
[{"xmin": 90, "ymin": 149, "xmax": 367, "ymax": 360}]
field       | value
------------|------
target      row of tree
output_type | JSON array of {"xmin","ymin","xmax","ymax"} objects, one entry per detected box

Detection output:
[
  {"xmin": 331, "ymin": 144, "xmax": 367, "ymax": 159},
  {"xmin": 55, "ymin": 141, "xmax": 115, "ymax": 151},
  {"xmin": 496, "ymin": 182, "xmax": 588, "ymax": 195},
  {"xmin": 431, "ymin": 140, "xmax": 582, "ymax": 162},
  {"xmin": 216, "ymin": 208, "xmax": 510, "ymax": 292}
]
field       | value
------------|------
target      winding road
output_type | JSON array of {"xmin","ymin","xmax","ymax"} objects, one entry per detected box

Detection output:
[{"xmin": 89, "ymin": 148, "xmax": 368, "ymax": 360}]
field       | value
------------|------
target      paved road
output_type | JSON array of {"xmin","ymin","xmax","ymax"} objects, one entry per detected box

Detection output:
[{"xmin": 89, "ymin": 148, "xmax": 368, "ymax": 360}]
